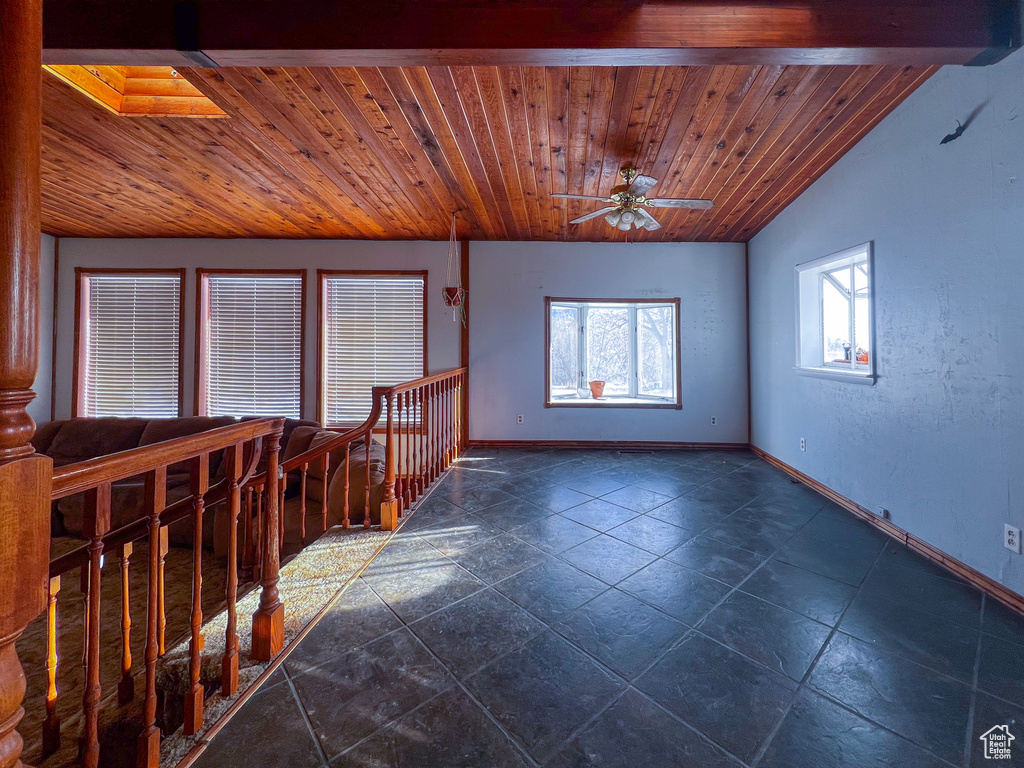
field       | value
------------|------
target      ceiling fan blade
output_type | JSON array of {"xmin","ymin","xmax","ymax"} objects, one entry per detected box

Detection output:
[
  {"xmin": 569, "ymin": 206, "xmax": 618, "ymax": 225},
  {"xmin": 646, "ymin": 198, "xmax": 714, "ymax": 209},
  {"xmin": 634, "ymin": 208, "xmax": 662, "ymax": 231},
  {"xmin": 627, "ymin": 174, "xmax": 659, "ymax": 196},
  {"xmin": 551, "ymin": 193, "xmax": 611, "ymax": 202}
]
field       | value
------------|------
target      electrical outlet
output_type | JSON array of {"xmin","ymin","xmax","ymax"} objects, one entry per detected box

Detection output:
[
  {"xmin": 800, "ymin": 438, "xmax": 806, "ymax": 452},
  {"xmin": 1006, "ymin": 524, "xmax": 1022, "ymax": 554},
  {"xmin": 516, "ymin": 414, "xmax": 524, "ymax": 425},
  {"xmin": 710, "ymin": 417, "xmax": 717, "ymax": 426}
]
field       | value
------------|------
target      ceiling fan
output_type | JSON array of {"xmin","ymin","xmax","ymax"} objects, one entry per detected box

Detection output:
[{"xmin": 551, "ymin": 169, "xmax": 713, "ymax": 231}]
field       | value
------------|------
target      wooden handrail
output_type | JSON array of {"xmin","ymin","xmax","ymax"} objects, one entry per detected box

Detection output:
[
  {"xmin": 376, "ymin": 366, "xmax": 468, "ymax": 397},
  {"xmin": 52, "ymin": 418, "xmax": 284, "ymax": 500}
]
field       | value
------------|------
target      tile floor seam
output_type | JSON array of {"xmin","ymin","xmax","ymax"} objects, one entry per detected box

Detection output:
[
  {"xmin": 620, "ymin": 680, "xmax": 756, "ymax": 768},
  {"xmin": 299, "ymin": 512, "xmax": 541, "ymax": 764},
  {"xmin": 390, "ymin": 618, "xmax": 543, "ymax": 767},
  {"xmin": 281, "ymin": 664, "xmax": 333, "ymax": 768},
  {"xmin": 748, "ymin": 540, "xmax": 890, "ymax": 766},
  {"xmin": 963, "ymin": 594, "xmax": 986, "ymax": 768}
]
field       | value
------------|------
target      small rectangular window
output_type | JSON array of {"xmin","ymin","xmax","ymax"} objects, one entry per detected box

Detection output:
[
  {"xmin": 321, "ymin": 272, "xmax": 426, "ymax": 426},
  {"xmin": 75, "ymin": 270, "xmax": 184, "ymax": 418},
  {"xmin": 795, "ymin": 242, "xmax": 876, "ymax": 383},
  {"xmin": 199, "ymin": 271, "xmax": 305, "ymax": 417},
  {"xmin": 546, "ymin": 297, "xmax": 681, "ymax": 409}
]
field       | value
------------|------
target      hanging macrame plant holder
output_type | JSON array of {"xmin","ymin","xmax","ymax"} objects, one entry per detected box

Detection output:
[{"xmin": 443, "ymin": 213, "xmax": 467, "ymax": 324}]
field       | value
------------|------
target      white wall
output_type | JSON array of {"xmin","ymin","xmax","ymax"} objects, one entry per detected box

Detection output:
[
  {"xmin": 29, "ymin": 233, "xmax": 56, "ymax": 426},
  {"xmin": 469, "ymin": 241, "xmax": 749, "ymax": 443},
  {"xmin": 52, "ymin": 239, "xmax": 462, "ymax": 421},
  {"xmin": 748, "ymin": 51, "xmax": 1024, "ymax": 593}
]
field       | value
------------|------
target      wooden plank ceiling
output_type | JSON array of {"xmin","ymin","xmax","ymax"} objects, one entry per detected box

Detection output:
[{"xmin": 42, "ymin": 64, "xmax": 936, "ymax": 241}]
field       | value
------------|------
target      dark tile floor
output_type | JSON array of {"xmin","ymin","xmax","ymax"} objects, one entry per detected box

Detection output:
[{"xmin": 194, "ymin": 448, "xmax": 1024, "ymax": 768}]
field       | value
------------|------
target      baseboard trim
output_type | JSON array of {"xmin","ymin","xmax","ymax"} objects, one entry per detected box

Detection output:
[
  {"xmin": 752, "ymin": 445, "xmax": 1024, "ymax": 617},
  {"xmin": 467, "ymin": 440, "xmax": 749, "ymax": 451}
]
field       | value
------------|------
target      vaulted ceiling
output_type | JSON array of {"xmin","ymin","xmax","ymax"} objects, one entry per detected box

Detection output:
[{"xmin": 41, "ymin": 63, "xmax": 936, "ymax": 241}]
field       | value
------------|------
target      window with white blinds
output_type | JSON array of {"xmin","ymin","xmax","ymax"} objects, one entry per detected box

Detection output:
[
  {"xmin": 79, "ymin": 272, "xmax": 182, "ymax": 418},
  {"xmin": 322, "ymin": 274, "xmax": 425, "ymax": 426},
  {"xmin": 201, "ymin": 273, "xmax": 303, "ymax": 418}
]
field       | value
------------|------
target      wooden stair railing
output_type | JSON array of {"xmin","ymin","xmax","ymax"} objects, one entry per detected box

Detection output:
[
  {"xmin": 41, "ymin": 418, "xmax": 283, "ymax": 768},
  {"xmin": 243, "ymin": 368, "xmax": 468, "ymax": 544},
  {"xmin": 27, "ymin": 368, "xmax": 467, "ymax": 768}
]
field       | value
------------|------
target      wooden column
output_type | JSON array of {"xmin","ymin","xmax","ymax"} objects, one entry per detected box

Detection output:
[
  {"xmin": 0, "ymin": 2, "xmax": 51, "ymax": 768},
  {"xmin": 251, "ymin": 434, "xmax": 284, "ymax": 661},
  {"xmin": 380, "ymin": 393, "xmax": 398, "ymax": 531}
]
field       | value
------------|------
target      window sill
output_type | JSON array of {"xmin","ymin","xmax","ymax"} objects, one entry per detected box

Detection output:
[
  {"xmin": 546, "ymin": 396, "xmax": 681, "ymax": 410},
  {"xmin": 794, "ymin": 366, "xmax": 877, "ymax": 385}
]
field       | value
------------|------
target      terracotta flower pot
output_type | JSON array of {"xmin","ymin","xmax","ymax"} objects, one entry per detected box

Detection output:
[
  {"xmin": 588, "ymin": 380, "xmax": 606, "ymax": 398},
  {"xmin": 442, "ymin": 286, "xmax": 465, "ymax": 307}
]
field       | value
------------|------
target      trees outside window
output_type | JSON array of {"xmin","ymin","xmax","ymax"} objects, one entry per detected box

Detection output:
[{"xmin": 546, "ymin": 298, "xmax": 680, "ymax": 408}]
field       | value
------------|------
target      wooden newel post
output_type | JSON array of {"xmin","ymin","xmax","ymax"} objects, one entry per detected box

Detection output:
[
  {"xmin": 0, "ymin": 2, "xmax": 51, "ymax": 768},
  {"xmin": 380, "ymin": 393, "xmax": 399, "ymax": 531},
  {"xmin": 252, "ymin": 433, "xmax": 284, "ymax": 661}
]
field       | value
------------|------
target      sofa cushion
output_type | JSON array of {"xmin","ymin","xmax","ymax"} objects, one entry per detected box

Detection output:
[
  {"xmin": 324, "ymin": 440, "xmax": 386, "ymax": 525},
  {"xmin": 31, "ymin": 419, "xmax": 64, "ymax": 455},
  {"xmin": 47, "ymin": 417, "xmax": 150, "ymax": 465},
  {"xmin": 139, "ymin": 416, "xmax": 238, "ymax": 476}
]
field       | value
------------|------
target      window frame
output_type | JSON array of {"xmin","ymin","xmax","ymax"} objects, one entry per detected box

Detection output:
[
  {"xmin": 73, "ymin": 267, "xmax": 186, "ymax": 418},
  {"xmin": 317, "ymin": 269, "xmax": 428, "ymax": 428},
  {"xmin": 794, "ymin": 242, "xmax": 877, "ymax": 385},
  {"xmin": 195, "ymin": 268, "xmax": 307, "ymax": 418},
  {"xmin": 544, "ymin": 296, "xmax": 682, "ymax": 410}
]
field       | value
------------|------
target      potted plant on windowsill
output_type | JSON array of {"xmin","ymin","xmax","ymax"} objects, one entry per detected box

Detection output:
[{"xmin": 588, "ymin": 380, "xmax": 606, "ymax": 398}]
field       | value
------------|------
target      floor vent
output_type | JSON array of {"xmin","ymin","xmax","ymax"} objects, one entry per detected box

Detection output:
[{"xmin": 617, "ymin": 450, "xmax": 656, "ymax": 455}]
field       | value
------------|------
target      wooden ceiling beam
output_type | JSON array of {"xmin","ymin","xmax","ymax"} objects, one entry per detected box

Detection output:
[{"xmin": 43, "ymin": 0, "xmax": 1019, "ymax": 68}]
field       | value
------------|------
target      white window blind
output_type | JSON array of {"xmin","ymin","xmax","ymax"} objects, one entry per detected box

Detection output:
[
  {"xmin": 81, "ymin": 273, "xmax": 182, "ymax": 418},
  {"xmin": 323, "ymin": 275, "xmax": 424, "ymax": 425},
  {"xmin": 203, "ymin": 274, "xmax": 303, "ymax": 418}
]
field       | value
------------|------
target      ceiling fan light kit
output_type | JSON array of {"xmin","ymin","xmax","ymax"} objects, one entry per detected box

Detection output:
[{"xmin": 551, "ymin": 168, "xmax": 714, "ymax": 232}]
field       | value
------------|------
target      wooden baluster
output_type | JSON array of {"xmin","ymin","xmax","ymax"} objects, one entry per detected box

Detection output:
[
  {"xmin": 252, "ymin": 434, "xmax": 284, "ymax": 661},
  {"xmin": 444, "ymin": 378, "xmax": 451, "ymax": 469},
  {"xmin": 157, "ymin": 525, "xmax": 168, "ymax": 656},
  {"xmin": 79, "ymin": 564, "xmax": 89, "ymax": 693},
  {"xmin": 415, "ymin": 391, "xmax": 423, "ymax": 499},
  {"xmin": 0, "ymin": 2, "xmax": 51, "ymax": 767},
  {"xmin": 241, "ymin": 486, "xmax": 254, "ymax": 581},
  {"xmin": 321, "ymin": 452, "xmax": 330, "ymax": 534},
  {"xmin": 184, "ymin": 453, "xmax": 209, "ymax": 735},
  {"xmin": 403, "ymin": 392, "xmax": 412, "ymax": 508},
  {"xmin": 431, "ymin": 382, "xmax": 438, "ymax": 481},
  {"xmin": 118, "ymin": 542, "xmax": 134, "ymax": 705},
  {"xmin": 254, "ymin": 484, "xmax": 263, "ymax": 580},
  {"xmin": 380, "ymin": 394, "xmax": 398, "ymax": 531},
  {"xmin": 458, "ymin": 373, "xmax": 466, "ymax": 456},
  {"xmin": 81, "ymin": 482, "xmax": 111, "ymax": 768},
  {"xmin": 222, "ymin": 442, "xmax": 243, "ymax": 697},
  {"xmin": 138, "ymin": 466, "xmax": 167, "ymax": 768},
  {"xmin": 299, "ymin": 462, "xmax": 308, "ymax": 547},
  {"xmin": 395, "ymin": 393, "xmax": 404, "ymax": 517},
  {"xmin": 409, "ymin": 393, "xmax": 417, "ymax": 501},
  {"xmin": 42, "ymin": 575, "xmax": 61, "ymax": 757},
  {"xmin": 363, "ymin": 431, "xmax": 372, "ymax": 529},
  {"xmin": 277, "ymin": 474, "xmax": 285, "ymax": 551},
  {"xmin": 342, "ymin": 443, "xmax": 351, "ymax": 529},
  {"xmin": 428, "ymin": 382, "xmax": 436, "ymax": 483}
]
